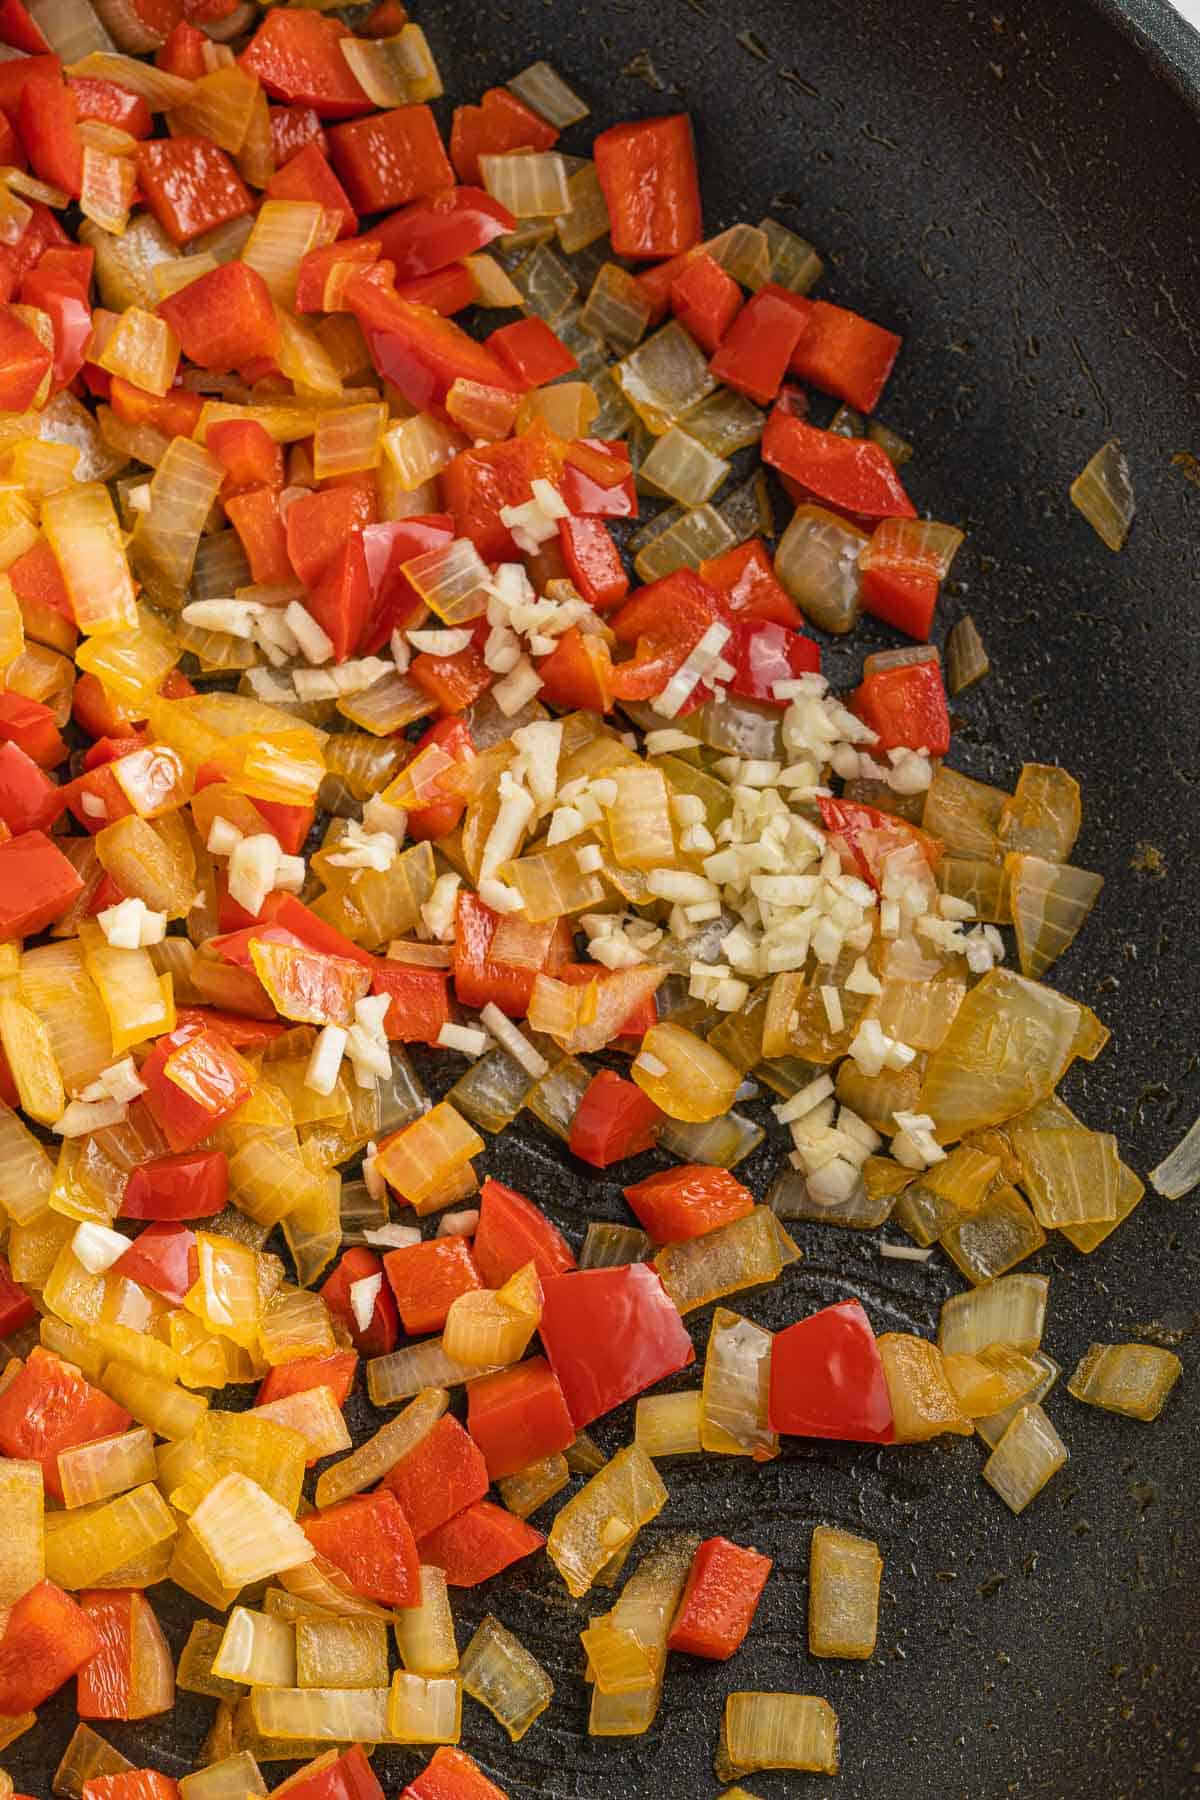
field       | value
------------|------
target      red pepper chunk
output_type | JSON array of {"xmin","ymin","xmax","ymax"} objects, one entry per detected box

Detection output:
[
  {"xmin": 346, "ymin": 272, "xmax": 517, "ymax": 417},
  {"xmin": 82, "ymin": 1778, "xmax": 179, "ymax": 1800},
  {"xmin": 698, "ymin": 536, "xmax": 800, "ymax": 627},
  {"xmin": 285, "ymin": 482, "xmax": 377, "ymax": 589},
  {"xmin": 709, "ymin": 285, "xmax": 812, "ymax": 406},
  {"xmin": 449, "ymin": 87, "xmax": 558, "ymax": 187},
  {"xmin": 0, "ymin": 1254, "xmax": 35, "ymax": 1336},
  {"xmin": 157, "ymin": 21, "xmax": 207, "ymax": 82},
  {"xmin": 557, "ymin": 437, "xmax": 638, "ymax": 519},
  {"xmin": 725, "ymin": 616, "xmax": 821, "ymax": 706},
  {"xmin": 370, "ymin": 962, "xmax": 450, "ymax": 1046},
  {"xmin": 383, "ymin": 1236, "xmax": 484, "ymax": 1337},
  {"xmin": 239, "ymin": 10, "xmax": 372, "ymax": 117},
  {"xmin": 257, "ymin": 1351, "xmax": 358, "ymax": 1412},
  {"xmin": 319, "ymin": 1246, "xmax": 399, "ymax": 1357},
  {"xmin": 0, "ymin": 829, "xmax": 83, "ymax": 939},
  {"xmin": 417, "ymin": 1500, "xmax": 544, "ymax": 1587},
  {"xmin": 593, "ymin": 114, "xmax": 702, "ymax": 260},
  {"xmin": 538, "ymin": 1265, "xmax": 695, "ymax": 1428},
  {"xmin": 624, "ymin": 1165, "xmax": 756, "ymax": 1244},
  {"xmin": 669, "ymin": 251, "xmax": 742, "ymax": 353},
  {"xmin": 569, "ymin": 1070, "xmax": 663, "ymax": 1169},
  {"xmin": 113, "ymin": 1223, "xmax": 198, "ymax": 1307},
  {"xmin": 269, "ymin": 104, "xmax": 329, "ymax": 168},
  {"xmin": 466, "ymin": 1356, "xmax": 575, "ymax": 1482},
  {"xmin": 328, "ymin": 104, "xmax": 454, "ymax": 214},
  {"xmin": 472, "ymin": 1177, "xmax": 576, "ymax": 1289},
  {"xmin": 0, "ymin": 1348, "xmax": 132, "ymax": 1501},
  {"xmin": 68, "ymin": 76, "xmax": 152, "ymax": 139},
  {"xmin": 768, "ymin": 1298, "xmax": 896, "ymax": 1442},
  {"xmin": 0, "ymin": 0, "xmax": 49, "ymax": 54},
  {"xmin": 134, "ymin": 137, "xmax": 253, "ymax": 246},
  {"xmin": 0, "ymin": 304, "xmax": 52, "ymax": 410},
  {"xmin": 301, "ymin": 1488, "xmax": 419, "ymax": 1606},
  {"xmin": 120, "ymin": 1150, "xmax": 228, "ymax": 1222},
  {"xmin": 534, "ymin": 627, "xmax": 613, "ymax": 714},
  {"xmin": 667, "ymin": 1536, "xmax": 773, "ymax": 1659},
  {"xmin": 265, "ymin": 140, "xmax": 358, "ymax": 239},
  {"xmin": 763, "ymin": 412, "xmax": 916, "ymax": 522},
  {"xmin": 488, "ymin": 316, "xmax": 577, "ymax": 388},
  {"xmin": 0, "ymin": 738, "xmax": 64, "ymax": 834},
  {"xmin": 860, "ymin": 562, "xmax": 940, "ymax": 641},
  {"xmin": 274, "ymin": 1746, "xmax": 384, "ymax": 1800},
  {"xmin": 158, "ymin": 260, "xmax": 279, "ymax": 373},
  {"xmin": 789, "ymin": 298, "xmax": 902, "ymax": 414},
  {"xmin": 0, "ymin": 1580, "xmax": 102, "ymax": 1713},
  {"xmin": 453, "ymin": 892, "xmax": 536, "ymax": 1016},
  {"xmin": 18, "ymin": 76, "xmax": 82, "ymax": 197},
  {"xmin": 557, "ymin": 515, "xmax": 628, "ymax": 610},
  {"xmin": 817, "ymin": 796, "xmax": 941, "ymax": 893},
  {"xmin": 401, "ymin": 1748, "xmax": 509, "ymax": 1800},
  {"xmin": 207, "ymin": 419, "xmax": 285, "ymax": 492},
  {"xmin": 372, "ymin": 187, "xmax": 515, "ymax": 282},
  {"xmin": 382, "ymin": 1414, "xmax": 488, "ymax": 1543},
  {"xmin": 410, "ymin": 636, "xmax": 491, "ymax": 713},
  {"xmin": 360, "ymin": 515, "xmax": 455, "ymax": 653},
  {"xmin": 76, "ymin": 1591, "xmax": 133, "ymax": 1721},
  {"xmin": 306, "ymin": 534, "xmax": 371, "ymax": 665},
  {"xmin": 851, "ymin": 655, "xmax": 950, "ymax": 755},
  {"xmin": 140, "ymin": 1026, "xmax": 253, "ymax": 1152},
  {"xmin": 224, "ymin": 487, "xmax": 294, "ymax": 588},
  {"xmin": 19, "ymin": 264, "xmax": 92, "ymax": 391}
]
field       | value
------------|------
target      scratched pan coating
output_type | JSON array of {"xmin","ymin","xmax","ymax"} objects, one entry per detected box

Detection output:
[{"xmin": 13, "ymin": 1, "xmax": 1200, "ymax": 1796}]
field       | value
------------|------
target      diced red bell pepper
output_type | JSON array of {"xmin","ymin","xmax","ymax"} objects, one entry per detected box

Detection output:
[
  {"xmin": 0, "ymin": 198, "xmax": 69, "ymax": 306},
  {"xmin": 0, "ymin": 303, "xmax": 52, "ymax": 409},
  {"xmin": 0, "ymin": 1348, "xmax": 132, "ymax": 1501},
  {"xmin": 557, "ymin": 515, "xmax": 628, "ymax": 611},
  {"xmin": 851, "ymin": 655, "xmax": 950, "ymax": 755},
  {"xmin": 440, "ymin": 430, "xmax": 555, "ymax": 561},
  {"xmin": 305, "ymin": 534, "xmax": 371, "ymax": 665},
  {"xmin": 538, "ymin": 1265, "xmax": 695, "ymax": 1428},
  {"xmin": 239, "ymin": 10, "xmax": 372, "ymax": 117},
  {"xmin": 68, "ymin": 76, "xmax": 152, "ymax": 138},
  {"xmin": 0, "ymin": 55, "xmax": 60, "ymax": 130},
  {"xmin": 472, "ymin": 1177, "xmax": 576, "ymax": 1290},
  {"xmin": 285, "ymin": 482, "xmax": 377, "ymax": 588},
  {"xmin": 762, "ymin": 412, "xmax": 916, "ymax": 521},
  {"xmin": 135, "ymin": 136, "xmax": 253, "ymax": 247},
  {"xmin": 18, "ymin": 75, "xmax": 83, "ymax": 198},
  {"xmin": 170, "ymin": 1008, "xmax": 286, "ymax": 1052},
  {"xmin": 254, "ymin": 797, "xmax": 315, "ymax": 858},
  {"xmin": 274, "ymin": 1746, "xmax": 384, "ymax": 1800},
  {"xmin": 667, "ymin": 1536, "xmax": 773, "ymax": 1659},
  {"xmin": 452, "ymin": 892, "xmax": 564, "ymax": 1018},
  {"xmin": 207, "ymin": 419, "xmax": 286, "ymax": 493},
  {"xmin": 347, "ymin": 271, "xmax": 518, "ymax": 417},
  {"xmin": 382, "ymin": 1235, "xmax": 484, "ymax": 1337},
  {"xmin": 0, "ymin": 829, "xmax": 83, "ymax": 939},
  {"xmin": 260, "ymin": 892, "xmax": 377, "ymax": 969},
  {"xmin": 725, "ymin": 616, "xmax": 821, "ymax": 705},
  {"xmin": 394, "ymin": 262, "xmax": 477, "ymax": 316},
  {"xmin": 108, "ymin": 375, "xmax": 203, "ymax": 441},
  {"xmin": 466, "ymin": 1355, "xmax": 574, "ymax": 1482},
  {"xmin": 319, "ymin": 1246, "xmax": 399, "ymax": 1357},
  {"xmin": 402, "ymin": 711, "xmax": 474, "ymax": 839},
  {"xmin": 593, "ymin": 114, "xmax": 702, "ymax": 260},
  {"xmin": 768, "ymin": 1297, "xmax": 896, "ymax": 1442},
  {"xmin": 72, "ymin": 672, "xmax": 133, "ymax": 740},
  {"xmin": 158, "ymin": 259, "xmax": 279, "ymax": 373},
  {"xmin": 359, "ymin": 514, "xmax": 455, "ymax": 654},
  {"xmin": 0, "ymin": 1579, "xmax": 102, "ymax": 1712},
  {"xmin": 10, "ymin": 538, "xmax": 76, "ymax": 656},
  {"xmin": 0, "ymin": 0, "xmax": 49, "ymax": 54},
  {"xmin": 81, "ymin": 1777, "xmax": 179, "ymax": 1800},
  {"xmin": 488, "ymin": 315, "xmax": 577, "ymax": 388},
  {"xmin": 157, "ymin": 20, "xmax": 207, "ymax": 81},
  {"xmin": 709, "ymin": 284, "xmax": 813, "ymax": 407},
  {"xmin": 568, "ymin": 1070, "xmax": 663, "ymax": 1169},
  {"xmin": 370, "ymin": 961, "xmax": 451, "ymax": 1045},
  {"xmin": 302, "ymin": 1488, "xmax": 419, "ymax": 1606},
  {"xmin": 410, "ymin": 637, "xmax": 492, "ymax": 714},
  {"xmin": 557, "ymin": 438, "xmax": 638, "ymax": 519},
  {"xmin": 669, "ymin": 252, "xmax": 743, "ymax": 354},
  {"xmin": 257, "ymin": 1349, "xmax": 357, "ymax": 1410},
  {"xmin": 449, "ymin": 86, "xmax": 558, "ymax": 186},
  {"xmin": 0, "ymin": 1254, "xmax": 35, "ymax": 1335},
  {"xmin": 816, "ymin": 796, "xmax": 941, "ymax": 891},
  {"xmin": 82, "ymin": 1777, "xmax": 179, "ymax": 1800},
  {"xmin": 224, "ymin": 486, "xmax": 294, "ymax": 588},
  {"xmin": 328, "ymin": 104, "xmax": 454, "ymax": 214},
  {"xmin": 860, "ymin": 562, "xmax": 939, "ymax": 641},
  {"xmin": 373, "ymin": 186, "xmax": 514, "ymax": 281},
  {"xmin": 113, "ymin": 1222, "xmax": 198, "ymax": 1307},
  {"xmin": 382, "ymin": 1413, "xmax": 488, "ymax": 1542},
  {"xmin": 418, "ymin": 1500, "xmax": 544, "ymax": 1587},
  {"xmin": 19, "ymin": 264, "xmax": 92, "ymax": 390},
  {"xmin": 0, "ymin": 738, "xmax": 63, "ymax": 834},
  {"xmin": 140, "ymin": 1025, "xmax": 253, "ymax": 1152},
  {"xmin": 634, "ymin": 244, "xmax": 705, "ymax": 325},
  {"xmin": 294, "ymin": 238, "xmax": 381, "ymax": 315},
  {"xmin": 624, "ymin": 1165, "xmax": 756, "ymax": 1244},
  {"xmin": 62, "ymin": 761, "xmax": 134, "ymax": 836},
  {"xmin": 698, "ymin": 537, "xmax": 803, "ymax": 629},
  {"xmin": 788, "ymin": 298, "xmax": 902, "ymax": 414},
  {"xmin": 608, "ymin": 567, "xmax": 727, "ymax": 703},
  {"xmin": 120, "ymin": 1149, "xmax": 228, "ymax": 1221},
  {"xmin": 265, "ymin": 139, "xmax": 357, "ymax": 238},
  {"xmin": 76, "ymin": 1591, "xmax": 133, "ymax": 1721},
  {"xmin": 401, "ymin": 1750, "xmax": 508, "ymax": 1800},
  {"xmin": 269, "ymin": 104, "xmax": 329, "ymax": 167},
  {"xmin": 534, "ymin": 627, "xmax": 614, "ymax": 714}
]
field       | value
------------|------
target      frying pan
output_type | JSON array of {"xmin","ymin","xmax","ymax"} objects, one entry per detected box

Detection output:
[{"xmin": 14, "ymin": 0, "xmax": 1200, "ymax": 1794}]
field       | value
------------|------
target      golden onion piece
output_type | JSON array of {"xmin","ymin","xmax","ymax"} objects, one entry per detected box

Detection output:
[{"xmin": 1067, "ymin": 1343, "xmax": 1182, "ymax": 1422}]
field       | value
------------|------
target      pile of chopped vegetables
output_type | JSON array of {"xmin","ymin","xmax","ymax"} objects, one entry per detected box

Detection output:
[{"xmin": 0, "ymin": 2, "xmax": 1185, "ymax": 1796}]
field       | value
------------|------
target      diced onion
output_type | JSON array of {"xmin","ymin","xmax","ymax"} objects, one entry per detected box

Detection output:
[
  {"xmin": 919, "ymin": 968, "xmax": 1080, "ymax": 1141},
  {"xmin": 68, "ymin": 51, "xmax": 193, "ymax": 109},
  {"xmin": 639, "ymin": 425, "xmax": 729, "ymax": 508},
  {"xmin": 547, "ymin": 1445, "xmax": 667, "ymax": 1599},
  {"xmin": 580, "ymin": 263, "xmax": 653, "ymax": 355},
  {"xmin": 212, "ymin": 1607, "xmax": 297, "ymax": 1688},
  {"xmin": 459, "ymin": 1614, "xmax": 553, "ymax": 1741},
  {"xmin": 1150, "ymin": 1110, "xmax": 1200, "ymax": 1200},
  {"xmin": 634, "ymin": 1391, "xmax": 703, "ymax": 1458},
  {"xmin": 997, "ymin": 763, "xmax": 1082, "ymax": 863},
  {"xmin": 293, "ymin": 1615, "xmax": 389, "ymax": 1691},
  {"xmin": 313, "ymin": 402, "xmax": 387, "ymax": 481},
  {"xmin": 937, "ymin": 1272, "xmax": 1050, "ymax": 1359},
  {"xmin": 386, "ymin": 1672, "xmax": 461, "ymax": 1745},
  {"xmin": 705, "ymin": 223, "xmax": 771, "ymax": 292},
  {"xmin": 340, "ymin": 25, "xmax": 443, "ymax": 105},
  {"xmin": 402, "ymin": 536, "xmax": 490, "ymax": 623},
  {"xmin": 189, "ymin": 1473, "xmax": 313, "ymax": 1587},
  {"xmin": 701, "ymin": 1307, "xmax": 778, "ymax": 1460},
  {"xmin": 1070, "ymin": 438, "xmax": 1134, "ymax": 550},
  {"xmin": 242, "ymin": 201, "xmax": 326, "ymax": 305},
  {"xmin": 775, "ymin": 504, "xmax": 868, "ymax": 633},
  {"xmin": 42, "ymin": 481, "xmax": 137, "ymax": 634},
  {"xmin": 313, "ymin": 1386, "xmax": 447, "ymax": 1508},
  {"xmin": 367, "ymin": 1338, "xmax": 500, "ymax": 1406},
  {"xmin": 614, "ymin": 321, "xmax": 716, "ymax": 436},
  {"xmin": 172, "ymin": 66, "xmax": 259, "ymax": 154},
  {"xmin": 81, "ymin": 146, "xmax": 136, "ymax": 234},
  {"xmin": 249, "ymin": 1685, "xmax": 389, "ymax": 1744},
  {"xmin": 683, "ymin": 387, "xmax": 767, "ymax": 457},
  {"xmin": 808, "ymin": 1525, "xmax": 882, "ymax": 1659},
  {"xmin": 557, "ymin": 162, "xmax": 609, "ymax": 255},
  {"xmin": 631, "ymin": 1022, "xmax": 740, "ymax": 1123},
  {"xmin": 946, "ymin": 613, "xmax": 989, "ymax": 694},
  {"xmin": 508, "ymin": 61, "xmax": 589, "ymax": 126},
  {"xmin": 1066, "ymin": 1342, "xmax": 1182, "ymax": 1422},
  {"xmin": 981, "ymin": 1403, "xmax": 1068, "ymax": 1513},
  {"xmin": 719, "ymin": 1692, "xmax": 839, "ymax": 1778},
  {"xmin": 633, "ymin": 503, "xmax": 735, "ymax": 582},
  {"xmin": 759, "ymin": 216, "xmax": 824, "ymax": 292},
  {"xmin": 394, "ymin": 1565, "xmax": 458, "ymax": 1677},
  {"xmin": 480, "ymin": 152, "xmax": 569, "ymax": 217}
]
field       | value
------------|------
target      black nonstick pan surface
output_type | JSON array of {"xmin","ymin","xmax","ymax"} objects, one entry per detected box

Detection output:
[{"xmin": 13, "ymin": 0, "xmax": 1200, "ymax": 1795}]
